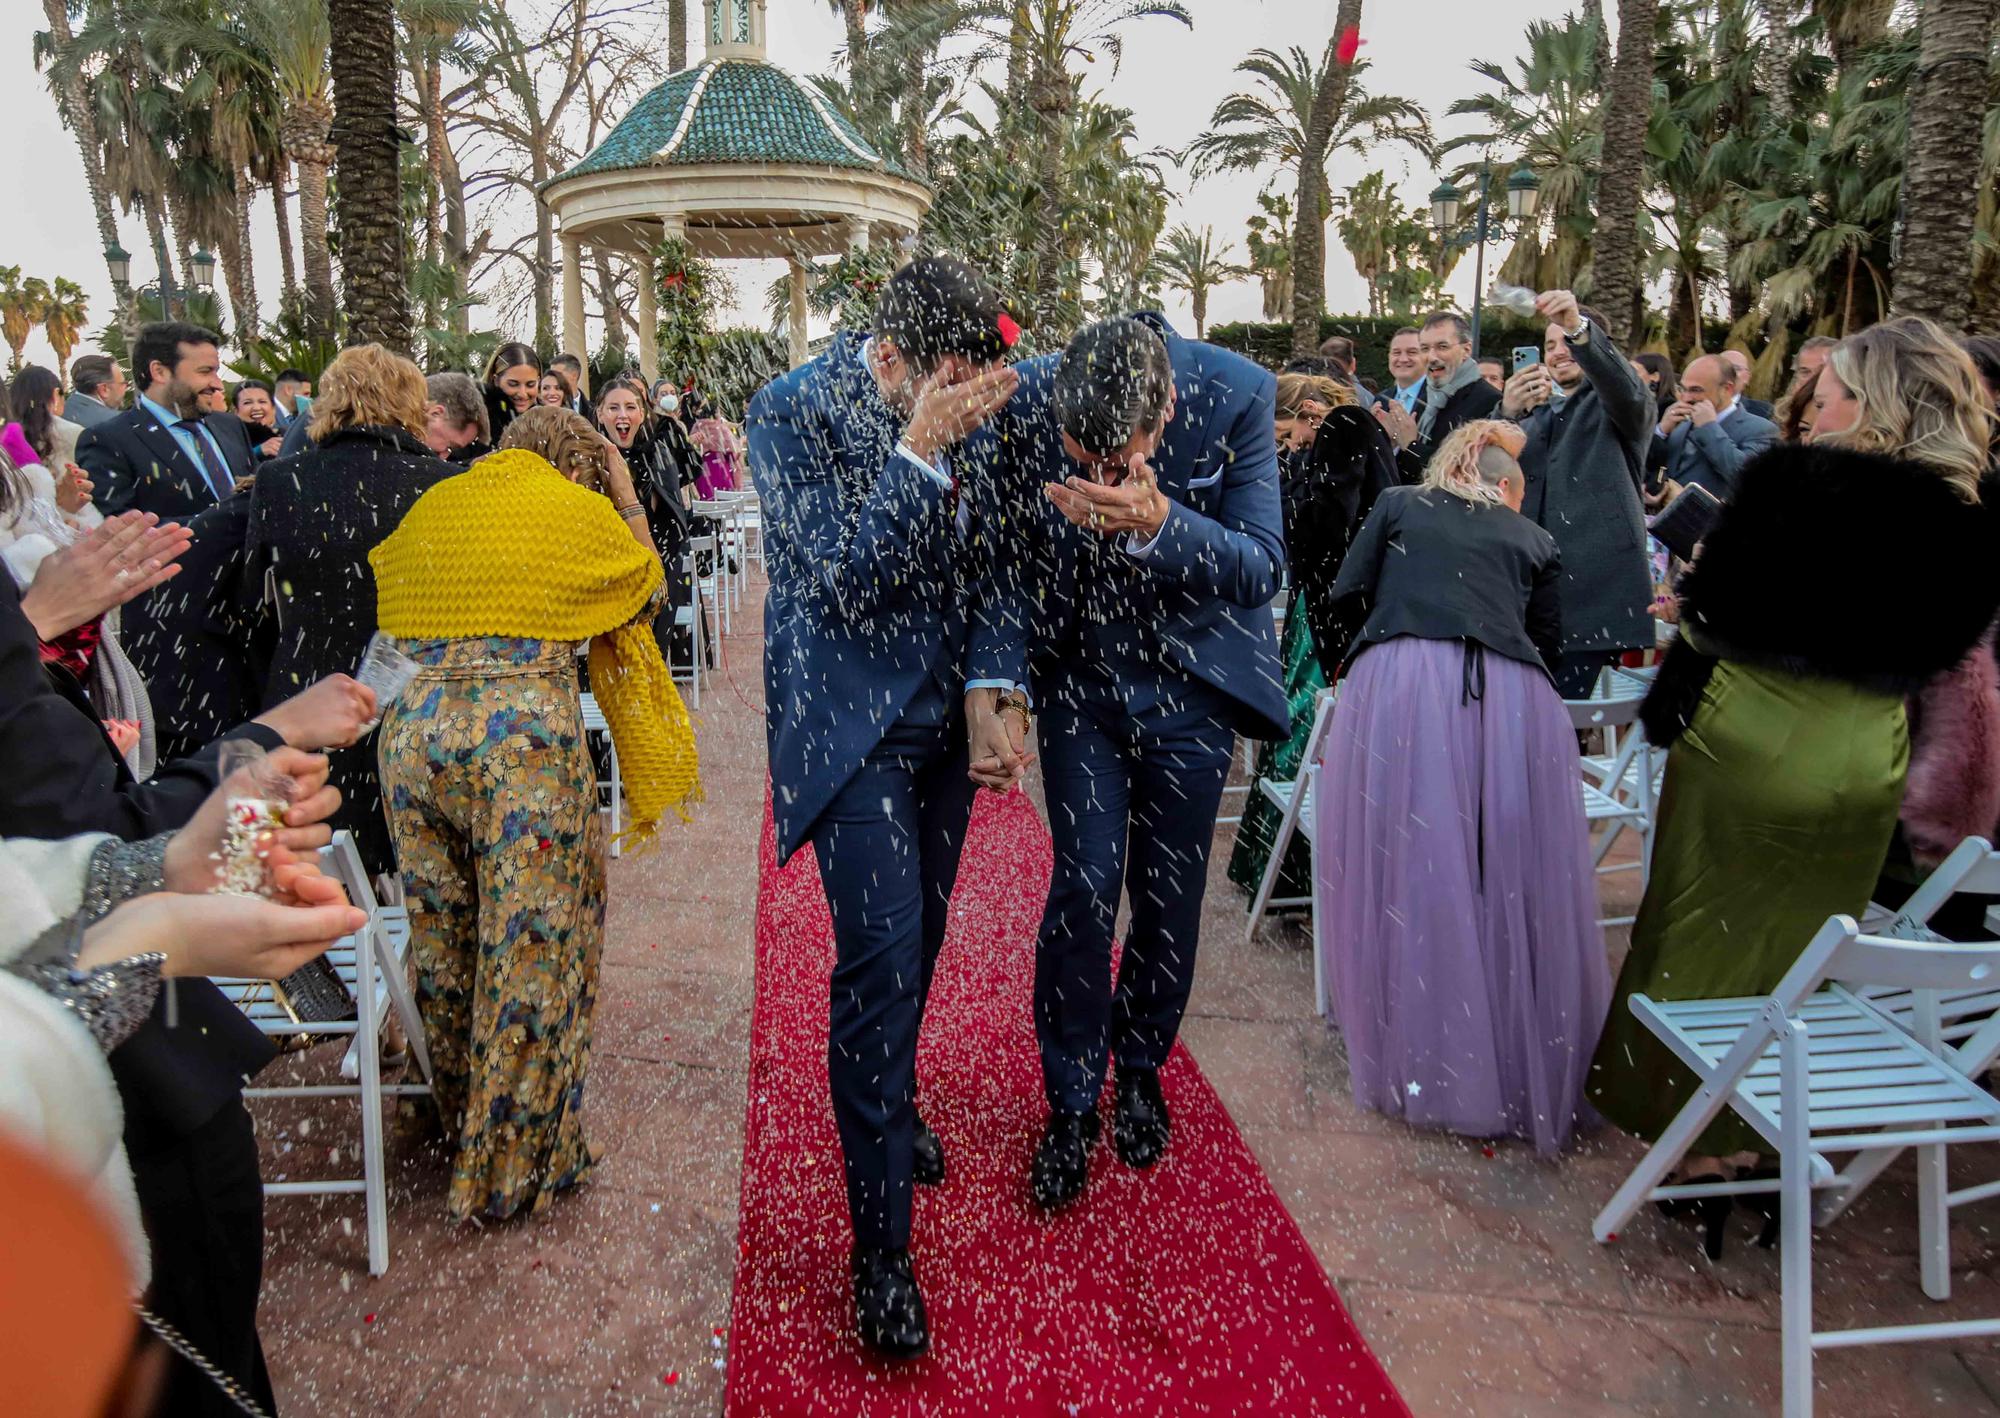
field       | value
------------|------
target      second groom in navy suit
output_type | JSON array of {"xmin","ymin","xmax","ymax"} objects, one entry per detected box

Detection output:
[
  {"xmin": 973, "ymin": 314, "xmax": 1289, "ymax": 1208},
  {"xmin": 748, "ymin": 258, "xmax": 1020, "ymax": 1360}
]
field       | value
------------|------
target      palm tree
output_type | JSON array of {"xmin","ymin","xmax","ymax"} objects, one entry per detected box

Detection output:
[
  {"xmin": 42, "ymin": 279, "xmax": 91, "ymax": 373},
  {"xmin": 240, "ymin": 0, "xmax": 337, "ymax": 341},
  {"xmin": 0, "ymin": 271, "xmax": 53, "ymax": 375},
  {"xmin": 1890, "ymin": 0, "xmax": 1997, "ymax": 327},
  {"xmin": 668, "ymin": 0, "xmax": 689, "ymax": 68},
  {"xmin": 1589, "ymin": 0, "xmax": 1660, "ymax": 347},
  {"xmin": 1154, "ymin": 224, "xmax": 1241, "ymax": 336},
  {"xmin": 1187, "ymin": 43, "xmax": 1430, "ymax": 322},
  {"xmin": 1289, "ymin": 1, "xmax": 1366, "ymax": 356},
  {"xmin": 1244, "ymin": 188, "xmax": 1294, "ymax": 320},
  {"xmin": 1331, "ymin": 172, "xmax": 1402, "ymax": 316},
  {"xmin": 34, "ymin": 1, "xmax": 127, "ymax": 301},
  {"xmin": 328, "ymin": 0, "xmax": 410, "ymax": 351}
]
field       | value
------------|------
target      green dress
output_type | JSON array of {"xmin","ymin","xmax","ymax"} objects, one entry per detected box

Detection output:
[
  {"xmin": 1227, "ymin": 592, "xmax": 1329, "ymax": 905},
  {"xmin": 1586, "ymin": 655, "xmax": 1909, "ymax": 1157}
]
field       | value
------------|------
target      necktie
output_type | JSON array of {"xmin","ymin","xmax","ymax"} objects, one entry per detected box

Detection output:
[{"xmin": 177, "ymin": 419, "xmax": 232, "ymax": 500}]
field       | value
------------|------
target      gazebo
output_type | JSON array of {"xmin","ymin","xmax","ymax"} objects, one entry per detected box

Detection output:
[{"xmin": 541, "ymin": 0, "xmax": 931, "ymax": 379}]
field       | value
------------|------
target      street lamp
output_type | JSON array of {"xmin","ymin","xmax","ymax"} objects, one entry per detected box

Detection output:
[
  {"xmin": 103, "ymin": 241, "xmax": 132, "ymax": 289},
  {"xmin": 1430, "ymin": 157, "xmax": 1540, "ymax": 356},
  {"xmin": 191, "ymin": 248, "xmax": 217, "ymax": 290},
  {"xmin": 1505, "ymin": 164, "xmax": 1541, "ymax": 222},
  {"xmin": 1428, "ymin": 179, "xmax": 1463, "ymax": 234}
]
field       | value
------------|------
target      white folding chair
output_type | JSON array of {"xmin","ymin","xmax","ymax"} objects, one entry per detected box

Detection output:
[
  {"xmin": 1592, "ymin": 916, "xmax": 2000, "ymax": 1416},
  {"xmin": 1565, "ymin": 683, "xmax": 1657, "ymax": 927},
  {"xmin": 578, "ymin": 690, "xmax": 624, "ymax": 859},
  {"xmin": 689, "ymin": 526, "xmax": 729, "ymax": 638},
  {"xmin": 1812, "ymin": 838, "xmax": 2000, "ymax": 1224},
  {"xmin": 1244, "ymin": 690, "xmax": 1337, "ymax": 958},
  {"xmin": 670, "ymin": 547, "xmax": 707, "ymax": 709},
  {"xmin": 213, "ymin": 832, "xmax": 433, "ymax": 1276}
]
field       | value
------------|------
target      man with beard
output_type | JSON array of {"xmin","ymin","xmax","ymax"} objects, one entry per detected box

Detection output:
[
  {"xmin": 1372, "ymin": 311, "xmax": 1500, "ymax": 477},
  {"xmin": 76, "ymin": 322, "xmax": 253, "ymax": 519}
]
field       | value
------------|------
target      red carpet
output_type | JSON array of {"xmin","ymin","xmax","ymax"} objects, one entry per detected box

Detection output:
[{"xmin": 725, "ymin": 791, "xmax": 1408, "ymax": 1416}]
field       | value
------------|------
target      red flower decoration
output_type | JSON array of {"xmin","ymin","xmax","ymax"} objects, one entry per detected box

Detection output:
[
  {"xmin": 1335, "ymin": 26, "xmax": 1364, "ymax": 65},
  {"xmin": 996, "ymin": 312, "xmax": 1022, "ymax": 348}
]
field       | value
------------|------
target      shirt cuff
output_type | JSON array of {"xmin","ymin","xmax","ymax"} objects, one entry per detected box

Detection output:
[
  {"xmin": 895, "ymin": 443, "xmax": 953, "ymax": 489},
  {"xmin": 1124, "ymin": 519, "xmax": 1167, "ymax": 559},
  {"xmin": 965, "ymin": 678, "xmax": 1028, "ymax": 707}
]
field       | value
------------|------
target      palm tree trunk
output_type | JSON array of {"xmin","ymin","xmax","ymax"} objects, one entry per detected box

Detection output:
[
  {"xmin": 1002, "ymin": 3, "xmax": 1032, "ymax": 161},
  {"xmin": 1890, "ymin": 0, "xmax": 1998, "ymax": 328},
  {"xmin": 1591, "ymin": 0, "xmax": 1660, "ymax": 348},
  {"xmin": 329, "ymin": 0, "xmax": 411, "ymax": 352},
  {"xmin": 1026, "ymin": 63, "xmax": 1071, "ymax": 337},
  {"xmin": 842, "ymin": 0, "xmax": 870, "ymax": 113},
  {"xmin": 224, "ymin": 171, "xmax": 260, "ymax": 343},
  {"xmin": 39, "ymin": 0, "xmax": 125, "ymax": 302},
  {"xmin": 1193, "ymin": 285, "xmax": 1208, "ymax": 339},
  {"xmin": 1289, "ymin": 0, "xmax": 1365, "ymax": 358},
  {"xmin": 668, "ymin": 0, "xmax": 689, "ymax": 69},
  {"xmin": 143, "ymin": 200, "xmax": 177, "ymax": 298},
  {"xmin": 295, "ymin": 149, "xmax": 337, "ymax": 342},
  {"xmin": 273, "ymin": 168, "xmax": 299, "ymax": 299},
  {"xmin": 903, "ymin": 43, "xmax": 929, "ymax": 177}
]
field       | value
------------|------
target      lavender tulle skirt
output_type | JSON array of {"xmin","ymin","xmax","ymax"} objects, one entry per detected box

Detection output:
[{"xmin": 1315, "ymin": 637, "xmax": 1611, "ymax": 1154}]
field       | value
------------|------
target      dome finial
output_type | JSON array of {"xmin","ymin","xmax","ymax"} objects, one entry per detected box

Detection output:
[{"xmin": 703, "ymin": 0, "xmax": 767, "ymax": 61}]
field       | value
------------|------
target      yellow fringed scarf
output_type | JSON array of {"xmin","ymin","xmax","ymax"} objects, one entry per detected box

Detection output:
[{"xmin": 368, "ymin": 449, "xmax": 701, "ymax": 846}]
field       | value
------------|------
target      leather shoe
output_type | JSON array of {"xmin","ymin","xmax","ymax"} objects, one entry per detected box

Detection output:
[
  {"xmin": 1031, "ymin": 1108, "xmax": 1100, "ymax": 1210},
  {"xmin": 852, "ymin": 1245, "xmax": 929, "ymax": 1360},
  {"xmin": 1114, "ymin": 1066, "xmax": 1170, "ymax": 1169},
  {"xmin": 913, "ymin": 1112, "xmax": 945, "ymax": 1187}
]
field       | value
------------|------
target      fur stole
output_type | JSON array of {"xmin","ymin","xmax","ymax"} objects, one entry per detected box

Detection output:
[
  {"xmin": 1641, "ymin": 444, "xmax": 2000, "ymax": 745},
  {"xmin": 1902, "ymin": 624, "xmax": 2000, "ymax": 867}
]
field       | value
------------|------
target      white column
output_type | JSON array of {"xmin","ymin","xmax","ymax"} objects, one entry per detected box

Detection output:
[
  {"xmin": 844, "ymin": 217, "xmax": 871, "ymax": 256},
  {"xmin": 635, "ymin": 251, "xmax": 658, "ymax": 383},
  {"xmin": 788, "ymin": 254, "xmax": 810, "ymax": 369},
  {"xmin": 560, "ymin": 232, "xmax": 586, "ymax": 381}
]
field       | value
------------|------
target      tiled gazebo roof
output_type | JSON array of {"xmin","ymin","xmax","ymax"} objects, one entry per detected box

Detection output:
[{"xmin": 556, "ymin": 58, "xmax": 916, "ymax": 184}]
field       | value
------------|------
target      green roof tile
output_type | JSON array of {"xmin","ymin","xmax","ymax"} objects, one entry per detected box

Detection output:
[{"xmin": 554, "ymin": 59, "xmax": 917, "ymax": 185}]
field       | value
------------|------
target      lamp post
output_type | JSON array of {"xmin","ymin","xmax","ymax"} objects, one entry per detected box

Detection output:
[
  {"xmin": 106, "ymin": 238, "xmax": 216, "ymax": 322},
  {"xmin": 1429, "ymin": 159, "xmax": 1541, "ymax": 356}
]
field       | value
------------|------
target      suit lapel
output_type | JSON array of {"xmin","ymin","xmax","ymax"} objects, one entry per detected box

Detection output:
[{"xmin": 135, "ymin": 413, "xmax": 203, "ymax": 491}]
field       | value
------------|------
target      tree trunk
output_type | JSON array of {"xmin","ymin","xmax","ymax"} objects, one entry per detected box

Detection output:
[
  {"xmin": 843, "ymin": 0, "xmax": 870, "ymax": 113},
  {"xmin": 1002, "ymin": 4, "xmax": 1031, "ymax": 160},
  {"xmin": 285, "ymin": 89, "xmax": 339, "ymax": 342},
  {"xmin": 1289, "ymin": 0, "xmax": 1365, "ymax": 358},
  {"xmin": 1193, "ymin": 285, "xmax": 1208, "ymax": 338},
  {"xmin": 39, "ymin": 0, "xmax": 125, "ymax": 302},
  {"xmin": 143, "ymin": 200, "xmax": 177, "ymax": 297},
  {"xmin": 668, "ymin": 0, "xmax": 688, "ymax": 69},
  {"xmin": 1890, "ymin": 0, "xmax": 1999, "ymax": 329},
  {"xmin": 1026, "ymin": 63, "xmax": 1071, "ymax": 337},
  {"xmin": 1591, "ymin": 0, "xmax": 1660, "ymax": 348},
  {"xmin": 224, "ymin": 172, "xmax": 260, "ymax": 343},
  {"xmin": 1582, "ymin": 0, "xmax": 1613, "ymax": 83},
  {"xmin": 272, "ymin": 168, "xmax": 299, "ymax": 299},
  {"xmin": 903, "ymin": 43, "xmax": 929, "ymax": 177},
  {"xmin": 329, "ymin": 0, "xmax": 410, "ymax": 352},
  {"xmin": 532, "ymin": 147, "xmax": 554, "ymax": 352},
  {"xmin": 1819, "ymin": 0, "xmax": 1896, "ymax": 73}
]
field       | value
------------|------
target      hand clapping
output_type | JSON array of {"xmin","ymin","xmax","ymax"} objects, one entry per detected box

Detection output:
[
  {"xmin": 18, "ymin": 510, "xmax": 191, "ymax": 640},
  {"xmin": 1372, "ymin": 399, "xmax": 1418, "ymax": 449}
]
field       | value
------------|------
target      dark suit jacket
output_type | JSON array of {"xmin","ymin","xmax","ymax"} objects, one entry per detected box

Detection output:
[
  {"xmin": 1394, "ymin": 375, "xmax": 1502, "ymax": 481},
  {"xmin": 748, "ymin": 331, "xmax": 1002, "ymax": 864},
  {"xmin": 77, "ymin": 404, "xmax": 253, "ymax": 520},
  {"xmin": 974, "ymin": 313, "xmax": 1290, "ymax": 742},
  {"xmin": 1663, "ymin": 405, "xmax": 1781, "ymax": 500},
  {"xmin": 1514, "ymin": 325, "xmax": 1657, "ymax": 655},
  {"xmin": 64, "ymin": 391, "xmax": 120, "ymax": 430},
  {"xmin": 0, "ymin": 576, "xmax": 280, "ymax": 1152}
]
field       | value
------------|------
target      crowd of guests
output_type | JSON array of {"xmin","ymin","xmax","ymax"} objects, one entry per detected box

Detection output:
[
  {"xmin": 0, "ymin": 323, "xmax": 706, "ymax": 1413},
  {"xmin": 1249, "ymin": 298, "xmax": 2000, "ymax": 1260}
]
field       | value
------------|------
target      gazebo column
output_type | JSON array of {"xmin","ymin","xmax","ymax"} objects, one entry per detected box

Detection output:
[
  {"xmin": 788, "ymin": 254, "xmax": 810, "ymax": 369},
  {"xmin": 560, "ymin": 232, "xmax": 587, "ymax": 383},
  {"xmin": 843, "ymin": 217, "xmax": 870, "ymax": 256},
  {"xmin": 636, "ymin": 250, "xmax": 659, "ymax": 383}
]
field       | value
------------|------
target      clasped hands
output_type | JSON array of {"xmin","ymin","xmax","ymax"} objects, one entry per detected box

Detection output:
[
  {"xmin": 965, "ymin": 686, "xmax": 1035, "ymax": 794},
  {"xmin": 1045, "ymin": 450, "xmax": 1170, "ymax": 539}
]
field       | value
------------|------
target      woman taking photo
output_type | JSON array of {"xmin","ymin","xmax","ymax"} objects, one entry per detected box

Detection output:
[
  {"xmin": 480, "ymin": 341, "xmax": 542, "ymax": 444},
  {"xmin": 1315, "ymin": 420, "xmax": 1609, "ymax": 1155},
  {"xmin": 1588, "ymin": 318, "xmax": 2000, "ymax": 1252},
  {"xmin": 371, "ymin": 411, "xmax": 700, "ymax": 1222}
]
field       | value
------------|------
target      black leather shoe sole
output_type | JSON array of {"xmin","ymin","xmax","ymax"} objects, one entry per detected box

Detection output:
[
  {"xmin": 853, "ymin": 1250, "xmax": 930, "ymax": 1360},
  {"xmin": 1031, "ymin": 1111, "xmax": 1100, "ymax": 1210},
  {"xmin": 1114, "ymin": 1078, "xmax": 1171, "ymax": 1170},
  {"xmin": 913, "ymin": 1119, "xmax": 945, "ymax": 1187}
]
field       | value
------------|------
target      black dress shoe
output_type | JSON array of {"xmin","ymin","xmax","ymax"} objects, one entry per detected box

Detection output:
[
  {"xmin": 1114, "ymin": 1067, "xmax": 1171, "ymax": 1169},
  {"xmin": 852, "ymin": 1245, "xmax": 929, "ymax": 1360},
  {"xmin": 1031, "ymin": 1108, "xmax": 1100, "ymax": 1209},
  {"xmin": 913, "ymin": 1113, "xmax": 945, "ymax": 1187}
]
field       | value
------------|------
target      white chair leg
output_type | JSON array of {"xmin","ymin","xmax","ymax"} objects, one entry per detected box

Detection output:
[
  {"xmin": 1917, "ymin": 1138, "xmax": 1951, "ymax": 1302},
  {"xmin": 609, "ymin": 739, "xmax": 623, "ymax": 860},
  {"xmin": 1779, "ymin": 1015, "xmax": 1814, "ymax": 1418},
  {"xmin": 375, "ymin": 931, "xmax": 434, "ymax": 1086},
  {"xmin": 1593, "ymin": 1024, "xmax": 1755, "ymax": 1241},
  {"xmin": 358, "ymin": 925, "xmax": 390, "ymax": 1277}
]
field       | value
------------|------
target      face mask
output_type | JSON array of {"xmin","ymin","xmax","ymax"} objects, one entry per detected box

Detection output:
[{"xmin": 656, "ymin": 392, "xmax": 681, "ymax": 415}]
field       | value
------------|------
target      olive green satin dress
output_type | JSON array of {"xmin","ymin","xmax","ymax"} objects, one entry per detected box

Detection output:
[{"xmin": 1586, "ymin": 656, "xmax": 1909, "ymax": 1157}]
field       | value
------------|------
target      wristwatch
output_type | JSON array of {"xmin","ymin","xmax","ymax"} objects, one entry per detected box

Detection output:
[{"xmin": 996, "ymin": 689, "xmax": 1033, "ymax": 730}]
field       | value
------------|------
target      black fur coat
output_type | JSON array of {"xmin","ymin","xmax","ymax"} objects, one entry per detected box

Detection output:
[{"xmin": 1642, "ymin": 442, "xmax": 2000, "ymax": 744}]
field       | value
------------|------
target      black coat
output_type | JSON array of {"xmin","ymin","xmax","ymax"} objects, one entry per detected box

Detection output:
[
  {"xmin": 76, "ymin": 404, "xmax": 254, "ymax": 520},
  {"xmin": 1287, "ymin": 406, "xmax": 1407, "ymax": 679},
  {"xmin": 484, "ymin": 384, "xmax": 527, "ymax": 446},
  {"xmin": 121, "ymin": 489, "xmax": 262, "ymax": 764},
  {"xmin": 1394, "ymin": 375, "xmax": 1502, "ymax": 482},
  {"xmin": 242, "ymin": 424, "xmax": 456, "ymax": 871},
  {"xmin": 1328, "ymin": 484, "xmax": 1564, "ymax": 676},
  {"xmin": 0, "ymin": 576, "xmax": 281, "ymax": 1152},
  {"xmin": 1642, "ymin": 444, "xmax": 2000, "ymax": 745}
]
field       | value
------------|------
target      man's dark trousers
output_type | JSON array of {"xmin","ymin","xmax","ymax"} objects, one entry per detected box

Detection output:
[
  {"xmin": 1032, "ymin": 658, "xmax": 1236, "ymax": 1114},
  {"xmin": 810, "ymin": 671, "xmax": 977, "ymax": 1249}
]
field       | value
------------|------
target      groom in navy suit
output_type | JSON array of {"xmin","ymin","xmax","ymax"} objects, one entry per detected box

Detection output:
[
  {"xmin": 748, "ymin": 257, "xmax": 1021, "ymax": 1359},
  {"xmin": 970, "ymin": 313, "xmax": 1288, "ymax": 1208}
]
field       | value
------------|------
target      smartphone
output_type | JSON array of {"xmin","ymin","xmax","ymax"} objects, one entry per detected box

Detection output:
[{"xmin": 1512, "ymin": 346, "xmax": 1541, "ymax": 374}]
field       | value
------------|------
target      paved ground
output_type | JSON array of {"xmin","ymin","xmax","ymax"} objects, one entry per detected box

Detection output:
[{"xmin": 258, "ymin": 569, "xmax": 2000, "ymax": 1415}]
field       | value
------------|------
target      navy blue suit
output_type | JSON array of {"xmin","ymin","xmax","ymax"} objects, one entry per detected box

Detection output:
[
  {"xmin": 975, "ymin": 315, "xmax": 1289, "ymax": 1113},
  {"xmin": 749, "ymin": 332, "xmax": 999, "ymax": 1249}
]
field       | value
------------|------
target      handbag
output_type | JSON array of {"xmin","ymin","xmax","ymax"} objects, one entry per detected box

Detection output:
[{"xmin": 1647, "ymin": 482, "xmax": 1724, "ymax": 563}]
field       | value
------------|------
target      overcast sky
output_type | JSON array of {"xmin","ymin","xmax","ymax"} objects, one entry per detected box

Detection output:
[{"xmin": 3, "ymin": 0, "xmax": 1579, "ymax": 371}]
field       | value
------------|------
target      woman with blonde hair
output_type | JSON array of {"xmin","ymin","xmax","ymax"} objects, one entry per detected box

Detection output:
[
  {"xmin": 1272, "ymin": 371, "xmax": 1354, "ymax": 452},
  {"xmin": 241, "ymin": 343, "xmax": 456, "ymax": 874},
  {"xmin": 1313, "ymin": 419, "xmax": 1609, "ymax": 1153},
  {"xmin": 371, "ymin": 429, "xmax": 699, "ymax": 1221},
  {"xmin": 1589, "ymin": 317, "xmax": 2000, "ymax": 1256}
]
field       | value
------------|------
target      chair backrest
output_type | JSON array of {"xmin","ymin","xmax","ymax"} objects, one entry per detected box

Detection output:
[
  {"xmin": 1300, "ymin": 689, "xmax": 1338, "ymax": 771},
  {"xmin": 1830, "ymin": 928, "xmax": 2000, "ymax": 994},
  {"xmin": 1891, "ymin": 837, "xmax": 2000, "ymax": 932},
  {"xmin": 1566, "ymin": 692, "xmax": 1644, "ymax": 731},
  {"xmin": 322, "ymin": 832, "xmax": 381, "ymax": 917}
]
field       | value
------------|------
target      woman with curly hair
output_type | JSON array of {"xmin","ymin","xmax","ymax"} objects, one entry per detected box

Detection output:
[{"xmin": 1314, "ymin": 419, "xmax": 1610, "ymax": 1154}]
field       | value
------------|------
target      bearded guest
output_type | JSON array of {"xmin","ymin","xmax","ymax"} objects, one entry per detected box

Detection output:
[
  {"xmin": 1497, "ymin": 290, "xmax": 1657, "ymax": 696},
  {"xmin": 75, "ymin": 322, "xmax": 252, "ymax": 520},
  {"xmin": 1372, "ymin": 311, "xmax": 1502, "ymax": 479}
]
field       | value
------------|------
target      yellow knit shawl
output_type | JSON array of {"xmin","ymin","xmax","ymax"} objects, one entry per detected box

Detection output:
[{"xmin": 369, "ymin": 449, "xmax": 700, "ymax": 845}]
